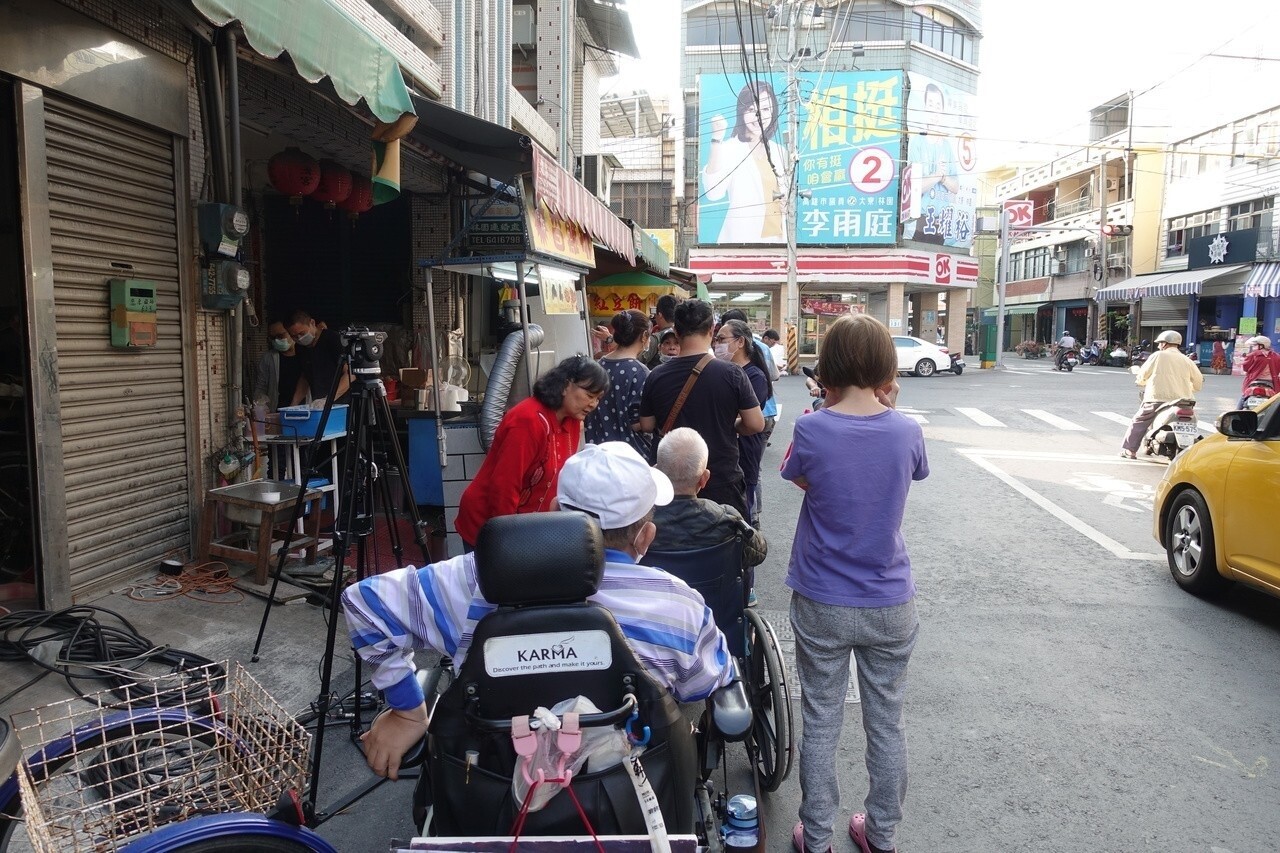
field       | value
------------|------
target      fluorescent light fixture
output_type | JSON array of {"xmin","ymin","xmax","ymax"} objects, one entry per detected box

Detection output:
[{"xmin": 730, "ymin": 292, "xmax": 767, "ymax": 302}]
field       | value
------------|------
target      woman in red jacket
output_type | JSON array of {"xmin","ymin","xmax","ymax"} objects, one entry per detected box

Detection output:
[
  {"xmin": 454, "ymin": 355, "xmax": 609, "ymax": 547},
  {"xmin": 1239, "ymin": 335, "xmax": 1280, "ymax": 408}
]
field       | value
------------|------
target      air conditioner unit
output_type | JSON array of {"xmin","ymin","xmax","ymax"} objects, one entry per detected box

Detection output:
[
  {"xmin": 1107, "ymin": 253, "xmax": 1126, "ymax": 268},
  {"xmin": 1105, "ymin": 178, "xmax": 1119, "ymax": 190},
  {"xmin": 1084, "ymin": 247, "xmax": 1096, "ymax": 257},
  {"xmin": 1056, "ymin": 260, "xmax": 1068, "ymax": 275},
  {"xmin": 1053, "ymin": 249, "xmax": 1067, "ymax": 262},
  {"xmin": 513, "ymin": 4, "xmax": 535, "ymax": 48},
  {"xmin": 579, "ymin": 154, "xmax": 614, "ymax": 203}
]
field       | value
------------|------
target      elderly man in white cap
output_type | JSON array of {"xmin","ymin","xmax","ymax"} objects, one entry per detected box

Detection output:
[{"xmin": 343, "ymin": 441, "xmax": 735, "ymax": 780}]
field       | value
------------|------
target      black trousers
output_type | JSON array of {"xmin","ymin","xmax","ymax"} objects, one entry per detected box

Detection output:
[{"xmin": 699, "ymin": 476, "xmax": 748, "ymax": 520}]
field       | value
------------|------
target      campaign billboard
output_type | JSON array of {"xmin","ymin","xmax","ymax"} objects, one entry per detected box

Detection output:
[
  {"xmin": 899, "ymin": 72, "xmax": 978, "ymax": 249},
  {"xmin": 697, "ymin": 70, "xmax": 904, "ymax": 246}
]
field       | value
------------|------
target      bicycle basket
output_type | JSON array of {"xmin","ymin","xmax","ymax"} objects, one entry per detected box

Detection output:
[{"xmin": 11, "ymin": 661, "xmax": 309, "ymax": 853}]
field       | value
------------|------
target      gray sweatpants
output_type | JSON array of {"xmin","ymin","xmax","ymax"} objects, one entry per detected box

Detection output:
[{"xmin": 792, "ymin": 593, "xmax": 919, "ymax": 853}]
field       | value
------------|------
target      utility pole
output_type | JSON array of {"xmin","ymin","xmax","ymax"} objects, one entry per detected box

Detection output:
[
  {"xmin": 995, "ymin": 204, "xmax": 1009, "ymax": 370},
  {"xmin": 1093, "ymin": 152, "xmax": 1108, "ymax": 345},
  {"xmin": 783, "ymin": 1, "xmax": 801, "ymax": 373}
]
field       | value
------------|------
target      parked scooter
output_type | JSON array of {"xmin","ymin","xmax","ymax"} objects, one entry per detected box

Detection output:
[
  {"xmin": 949, "ymin": 352, "xmax": 966, "ymax": 375},
  {"xmin": 1080, "ymin": 341, "xmax": 1103, "ymax": 366},
  {"xmin": 1130, "ymin": 340, "xmax": 1153, "ymax": 367}
]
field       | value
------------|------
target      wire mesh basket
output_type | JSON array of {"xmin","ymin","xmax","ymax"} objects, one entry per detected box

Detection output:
[{"xmin": 11, "ymin": 661, "xmax": 310, "ymax": 852}]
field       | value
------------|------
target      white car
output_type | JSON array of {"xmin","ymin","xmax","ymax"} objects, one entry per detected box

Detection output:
[{"xmin": 892, "ymin": 336, "xmax": 954, "ymax": 377}]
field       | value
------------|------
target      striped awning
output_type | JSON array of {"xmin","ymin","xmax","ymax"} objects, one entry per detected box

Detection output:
[
  {"xmin": 1243, "ymin": 262, "xmax": 1280, "ymax": 298},
  {"xmin": 1094, "ymin": 265, "xmax": 1247, "ymax": 302}
]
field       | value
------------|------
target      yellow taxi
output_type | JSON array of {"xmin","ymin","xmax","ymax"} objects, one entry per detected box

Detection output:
[{"xmin": 1153, "ymin": 394, "xmax": 1280, "ymax": 597}]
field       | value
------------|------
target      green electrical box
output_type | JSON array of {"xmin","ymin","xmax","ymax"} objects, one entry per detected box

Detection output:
[{"xmin": 109, "ymin": 278, "xmax": 158, "ymax": 348}]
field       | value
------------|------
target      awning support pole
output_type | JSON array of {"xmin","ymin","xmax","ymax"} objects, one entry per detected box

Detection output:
[
  {"xmin": 424, "ymin": 268, "xmax": 447, "ymax": 468},
  {"xmin": 579, "ymin": 272, "xmax": 592, "ymax": 350},
  {"xmin": 517, "ymin": 262, "xmax": 535, "ymax": 393}
]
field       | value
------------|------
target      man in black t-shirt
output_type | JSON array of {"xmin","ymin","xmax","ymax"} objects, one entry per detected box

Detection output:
[
  {"xmin": 287, "ymin": 310, "xmax": 351, "ymax": 404},
  {"xmin": 638, "ymin": 299, "xmax": 763, "ymax": 518}
]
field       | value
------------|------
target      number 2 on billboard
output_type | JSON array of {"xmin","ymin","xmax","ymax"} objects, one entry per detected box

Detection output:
[{"xmin": 848, "ymin": 147, "xmax": 895, "ymax": 193}]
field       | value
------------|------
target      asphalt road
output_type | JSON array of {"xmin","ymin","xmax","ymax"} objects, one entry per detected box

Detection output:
[{"xmin": 746, "ymin": 360, "xmax": 1280, "ymax": 853}]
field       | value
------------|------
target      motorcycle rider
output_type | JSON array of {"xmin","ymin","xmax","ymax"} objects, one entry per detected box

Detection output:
[
  {"xmin": 1120, "ymin": 330, "xmax": 1203, "ymax": 459},
  {"xmin": 1054, "ymin": 330, "xmax": 1077, "ymax": 371},
  {"xmin": 1239, "ymin": 334, "xmax": 1280, "ymax": 408}
]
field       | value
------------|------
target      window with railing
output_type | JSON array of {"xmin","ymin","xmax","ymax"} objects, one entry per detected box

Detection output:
[
  {"xmin": 832, "ymin": 1, "xmax": 904, "ymax": 42},
  {"xmin": 1011, "ymin": 246, "xmax": 1050, "ymax": 281},
  {"xmin": 1165, "ymin": 208, "xmax": 1222, "ymax": 257},
  {"xmin": 1229, "ymin": 197, "xmax": 1273, "ymax": 233},
  {"xmin": 910, "ymin": 6, "xmax": 977, "ymax": 63},
  {"xmin": 610, "ymin": 181, "xmax": 672, "ymax": 230},
  {"xmin": 686, "ymin": 3, "xmax": 769, "ymax": 47}
]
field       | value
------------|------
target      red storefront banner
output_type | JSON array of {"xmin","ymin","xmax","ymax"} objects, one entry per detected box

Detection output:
[
  {"xmin": 532, "ymin": 145, "xmax": 635, "ymax": 263},
  {"xmin": 803, "ymin": 299, "xmax": 865, "ymax": 316}
]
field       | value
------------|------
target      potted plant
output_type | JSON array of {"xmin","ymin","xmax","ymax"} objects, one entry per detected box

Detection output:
[{"xmin": 1015, "ymin": 340, "xmax": 1044, "ymax": 358}]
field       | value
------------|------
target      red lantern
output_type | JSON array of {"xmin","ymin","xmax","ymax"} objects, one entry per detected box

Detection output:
[
  {"xmin": 310, "ymin": 159, "xmax": 352, "ymax": 206},
  {"xmin": 267, "ymin": 148, "xmax": 320, "ymax": 203},
  {"xmin": 339, "ymin": 174, "xmax": 374, "ymax": 218}
]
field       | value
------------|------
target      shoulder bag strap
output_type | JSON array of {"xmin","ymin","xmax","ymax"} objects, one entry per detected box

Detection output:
[{"xmin": 661, "ymin": 353, "xmax": 715, "ymax": 436}]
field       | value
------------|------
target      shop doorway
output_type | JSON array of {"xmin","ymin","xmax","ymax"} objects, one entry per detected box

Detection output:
[{"xmin": 0, "ymin": 79, "xmax": 38, "ymax": 609}]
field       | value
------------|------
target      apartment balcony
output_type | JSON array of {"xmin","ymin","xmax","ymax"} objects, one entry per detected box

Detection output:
[{"xmin": 1053, "ymin": 194, "xmax": 1094, "ymax": 220}]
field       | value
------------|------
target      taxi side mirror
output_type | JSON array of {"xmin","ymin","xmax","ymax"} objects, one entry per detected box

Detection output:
[{"xmin": 1216, "ymin": 410, "xmax": 1258, "ymax": 438}]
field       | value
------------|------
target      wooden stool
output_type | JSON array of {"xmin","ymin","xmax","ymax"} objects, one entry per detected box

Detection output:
[{"xmin": 198, "ymin": 480, "xmax": 328, "ymax": 585}]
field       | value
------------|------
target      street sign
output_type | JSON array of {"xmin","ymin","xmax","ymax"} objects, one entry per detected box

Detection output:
[{"xmin": 1003, "ymin": 199, "xmax": 1033, "ymax": 232}]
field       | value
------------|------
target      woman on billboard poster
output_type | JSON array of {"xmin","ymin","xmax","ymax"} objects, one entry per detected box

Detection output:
[{"xmin": 702, "ymin": 80, "xmax": 787, "ymax": 244}]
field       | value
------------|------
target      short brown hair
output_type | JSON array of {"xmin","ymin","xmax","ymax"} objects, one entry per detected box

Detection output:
[{"xmin": 817, "ymin": 314, "xmax": 896, "ymax": 390}]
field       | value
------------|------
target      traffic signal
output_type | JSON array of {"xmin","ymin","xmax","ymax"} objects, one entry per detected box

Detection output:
[{"xmin": 1101, "ymin": 224, "xmax": 1133, "ymax": 236}]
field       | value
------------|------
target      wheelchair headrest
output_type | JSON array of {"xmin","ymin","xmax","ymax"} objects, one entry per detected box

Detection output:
[{"xmin": 474, "ymin": 512, "xmax": 605, "ymax": 606}]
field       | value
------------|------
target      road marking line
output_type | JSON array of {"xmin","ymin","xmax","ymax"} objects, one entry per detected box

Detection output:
[
  {"xmin": 1022, "ymin": 409, "xmax": 1088, "ymax": 431},
  {"xmin": 958, "ymin": 449, "xmax": 1163, "ymax": 561},
  {"xmin": 1197, "ymin": 420, "xmax": 1215, "ymax": 433},
  {"xmin": 967, "ymin": 449, "xmax": 1136, "ymax": 463},
  {"xmin": 905, "ymin": 413, "xmax": 928, "ymax": 424},
  {"xmin": 956, "ymin": 407, "xmax": 1006, "ymax": 427},
  {"xmin": 1092, "ymin": 411, "xmax": 1132, "ymax": 426}
]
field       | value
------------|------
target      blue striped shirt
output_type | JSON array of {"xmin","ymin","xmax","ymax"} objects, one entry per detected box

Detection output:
[{"xmin": 341, "ymin": 548, "xmax": 734, "ymax": 709}]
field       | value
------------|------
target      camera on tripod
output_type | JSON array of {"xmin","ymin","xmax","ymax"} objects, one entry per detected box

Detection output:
[{"xmin": 340, "ymin": 327, "xmax": 386, "ymax": 378}]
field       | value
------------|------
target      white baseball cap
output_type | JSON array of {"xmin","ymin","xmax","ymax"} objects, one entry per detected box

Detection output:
[{"xmin": 557, "ymin": 442, "xmax": 674, "ymax": 530}]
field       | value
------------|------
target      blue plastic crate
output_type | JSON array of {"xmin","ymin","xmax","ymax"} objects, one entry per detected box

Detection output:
[{"xmin": 277, "ymin": 404, "xmax": 348, "ymax": 439}]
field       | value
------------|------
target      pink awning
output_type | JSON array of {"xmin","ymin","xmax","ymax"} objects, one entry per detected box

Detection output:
[{"xmin": 532, "ymin": 146, "xmax": 635, "ymax": 264}]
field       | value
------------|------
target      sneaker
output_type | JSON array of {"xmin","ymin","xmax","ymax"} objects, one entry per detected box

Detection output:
[
  {"xmin": 791, "ymin": 821, "xmax": 832, "ymax": 853},
  {"xmin": 747, "ymin": 588, "xmax": 758, "ymax": 607},
  {"xmin": 848, "ymin": 813, "xmax": 895, "ymax": 853},
  {"xmin": 1119, "ymin": 450, "xmax": 1137, "ymax": 459}
]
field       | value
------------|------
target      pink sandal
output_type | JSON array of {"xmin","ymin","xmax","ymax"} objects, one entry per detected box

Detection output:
[
  {"xmin": 849, "ymin": 813, "xmax": 896, "ymax": 853},
  {"xmin": 791, "ymin": 821, "xmax": 832, "ymax": 853}
]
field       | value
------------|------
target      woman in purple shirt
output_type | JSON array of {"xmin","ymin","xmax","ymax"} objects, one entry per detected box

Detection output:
[{"xmin": 782, "ymin": 314, "xmax": 928, "ymax": 853}]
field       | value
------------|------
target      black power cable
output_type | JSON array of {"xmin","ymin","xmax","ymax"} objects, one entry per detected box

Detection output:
[{"xmin": 0, "ymin": 605, "xmax": 223, "ymax": 708}]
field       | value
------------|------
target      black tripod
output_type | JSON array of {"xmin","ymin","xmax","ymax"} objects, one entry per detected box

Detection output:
[{"xmin": 248, "ymin": 328, "xmax": 430, "ymax": 821}]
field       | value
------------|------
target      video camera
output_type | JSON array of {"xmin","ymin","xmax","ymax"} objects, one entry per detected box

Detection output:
[{"xmin": 340, "ymin": 327, "xmax": 386, "ymax": 377}]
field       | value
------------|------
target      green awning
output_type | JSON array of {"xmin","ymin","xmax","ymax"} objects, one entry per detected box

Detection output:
[
  {"xmin": 193, "ymin": 0, "xmax": 415, "ymax": 124},
  {"xmin": 983, "ymin": 304, "xmax": 1043, "ymax": 317},
  {"xmin": 590, "ymin": 272, "xmax": 677, "ymax": 289}
]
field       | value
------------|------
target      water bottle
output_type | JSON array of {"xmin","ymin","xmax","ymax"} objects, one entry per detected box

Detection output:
[{"xmin": 722, "ymin": 793, "xmax": 758, "ymax": 847}]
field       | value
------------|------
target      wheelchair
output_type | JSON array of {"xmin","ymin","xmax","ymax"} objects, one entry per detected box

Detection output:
[{"xmin": 408, "ymin": 512, "xmax": 793, "ymax": 851}]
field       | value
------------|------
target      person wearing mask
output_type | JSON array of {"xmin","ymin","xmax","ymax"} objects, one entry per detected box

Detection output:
[
  {"xmin": 657, "ymin": 327, "xmax": 681, "ymax": 362},
  {"xmin": 287, "ymin": 310, "xmax": 350, "ymax": 405},
  {"xmin": 640, "ymin": 294, "xmax": 680, "ymax": 368},
  {"xmin": 1239, "ymin": 335, "xmax": 1280, "ymax": 408},
  {"xmin": 718, "ymin": 308, "xmax": 780, "ymax": 448},
  {"xmin": 252, "ymin": 320, "xmax": 303, "ymax": 412},
  {"xmin": 718, "ymin": 319, "xmax": 772, "ymax": 527},
  {"xmin": 586, "ymin": 310, "xmax": 653, "ymax": 458},
  {"xmin": 638, "ymin": 299, "xmax": 763, "ymax": 518},
  {"xmin": 454, "ymin": 355, "xmax": 609, "ymax": 549},
  {"xmin": 1120, "ymin": 330, "xmax": 1204, "ymax": 459}
]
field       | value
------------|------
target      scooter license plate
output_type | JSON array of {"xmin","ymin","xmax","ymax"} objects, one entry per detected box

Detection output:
[{"xmin": 1171, "ymin": 422, "xmax": 1198, "ymax": 446}]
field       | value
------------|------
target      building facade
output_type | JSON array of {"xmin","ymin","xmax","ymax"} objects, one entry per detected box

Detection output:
[
  {"xmin": 680, "ymin": 0, "xmax": 982, "ymax": 351},
  {"xmin": 1, "ymin": 0, "xmax": 643, "ymax": 605}
]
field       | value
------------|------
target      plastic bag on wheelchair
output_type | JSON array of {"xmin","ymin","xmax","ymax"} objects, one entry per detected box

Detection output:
[{"xmin": 512, "ymin": 697, "xmax": 630, "ymax": 812}]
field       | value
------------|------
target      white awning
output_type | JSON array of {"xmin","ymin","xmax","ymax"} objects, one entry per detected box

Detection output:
[
  {"xmin": 1094, "ymin": 265, "xmax": 1247, "ymax": 302},
  {"xmin": 1242, "ymin": 262, "xmax": 1280, "ymax": 298}
]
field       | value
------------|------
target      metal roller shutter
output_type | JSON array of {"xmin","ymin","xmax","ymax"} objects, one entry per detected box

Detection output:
[
  {"xmin": 44, "ymin": 96, "xmax": 192, "ymax": 596},
  {"xmin": 1138, "ymin": 295, "xmax": 1189, "ymax": 326}
]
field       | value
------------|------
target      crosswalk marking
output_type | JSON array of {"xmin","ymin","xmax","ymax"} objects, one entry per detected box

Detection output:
[
  {"xmin": 956, "ymin": 407, "xmax": 1006, "ymax": 427},
  {"xmin": 1091, "ymin": 411, "xmax": 1132, "ymax": 426},
  {"xmin": 1021, "ymin": 409, "xmax": 1088, "ymax": 431},
  {"xmin": 905, "ymin": 413, "xmax": 928, "ymax": 424},
  {"xmin": 1197, "ymin": 420, "xmax": 1215, "ymax": 433}
]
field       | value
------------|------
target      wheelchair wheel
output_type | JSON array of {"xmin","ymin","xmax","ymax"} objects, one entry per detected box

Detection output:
[{"xmin": 744, "ymin": 609, "xmax": 793, "ymax": 792}]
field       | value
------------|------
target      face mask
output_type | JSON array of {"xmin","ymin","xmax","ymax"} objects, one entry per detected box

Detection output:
[
  {"xmin": 659, "ymin": 354, "xmax": 674, "ymax": 363},
  {"xmin": 270, "ymin": 338, "xmax": 291, "ymax": 352},
  {"xmin": 713, "ymin": 342, "xmax": 731, "ymax": 360},
  {"xmin": 295, "ymin": 332, "xmax": 315, "ymax": 347}
]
